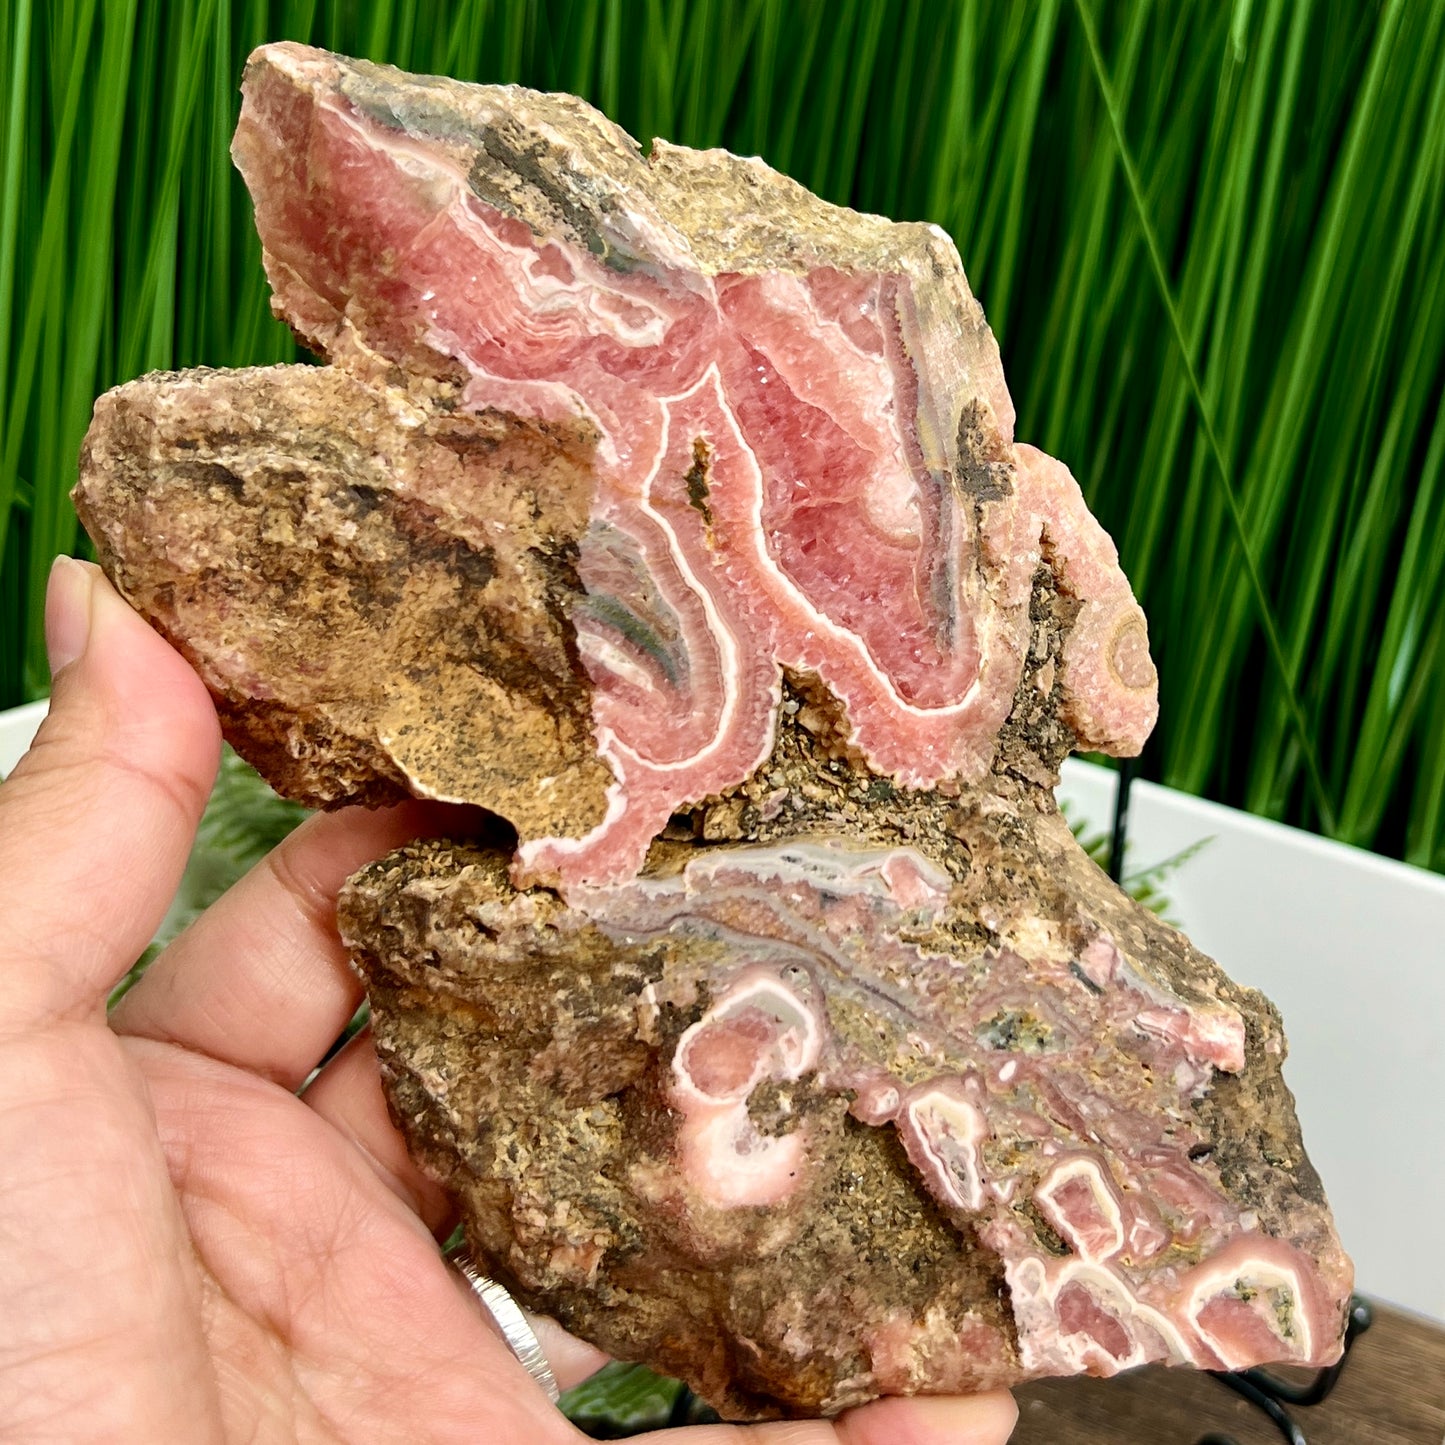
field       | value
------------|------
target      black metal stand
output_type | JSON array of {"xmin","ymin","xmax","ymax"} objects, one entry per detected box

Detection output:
[
  {"xmin": 1108, "ymin": 754, "xmax": 1137, "ymax": 882},
  {"xmin": 1194, "ymin": 1295, "xmax": 1374, "ymax": 1444}
]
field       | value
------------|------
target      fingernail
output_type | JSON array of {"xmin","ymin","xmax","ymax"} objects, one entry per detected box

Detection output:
[{"xmin": 45, "ymin": 556, "xmax": 97, "ymax": 677}]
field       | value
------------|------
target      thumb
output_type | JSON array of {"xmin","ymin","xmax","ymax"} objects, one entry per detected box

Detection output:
[{"xmin": 0, "ymin": 558, "xmax": 220, "ymax": 1032}]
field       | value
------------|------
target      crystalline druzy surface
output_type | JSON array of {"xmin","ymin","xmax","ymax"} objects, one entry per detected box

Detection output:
[{"xmin": 74, "ymin": 43, "xmax": 1351, "ymax": 1419}]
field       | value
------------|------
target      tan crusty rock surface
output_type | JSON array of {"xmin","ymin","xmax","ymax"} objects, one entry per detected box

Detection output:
[{"xmin": 76, "ymin": 43, "xmax": 1352, "ymax": 1420}]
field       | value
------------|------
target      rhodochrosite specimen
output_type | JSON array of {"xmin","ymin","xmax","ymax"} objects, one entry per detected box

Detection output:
[{"xmin": 75, "ymin": 44, "xmax": 1352, "ymax": 1418}]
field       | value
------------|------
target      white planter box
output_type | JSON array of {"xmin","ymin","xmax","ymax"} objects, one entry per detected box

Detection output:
[
  {"xmin": 0, "ymin": 699, "xmax": 49, "ymax": 778},
  {"xmin": 3, "ymin": 702, "xmax": 1439, "ymax": 1319}
]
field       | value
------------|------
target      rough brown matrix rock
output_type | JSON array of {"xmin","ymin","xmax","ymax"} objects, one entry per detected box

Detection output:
[{"xmin": 75, "ymin": 43, "xmax": 1352, "ymax": 1420}]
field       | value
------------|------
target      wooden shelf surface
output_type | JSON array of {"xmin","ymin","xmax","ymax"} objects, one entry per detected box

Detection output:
[{"xmin": 1011, "ymin": 1303, "xmax": 1445, "ymax": 1445}]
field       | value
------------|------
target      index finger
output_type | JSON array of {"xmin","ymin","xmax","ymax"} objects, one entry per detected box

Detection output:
[
  {"xmin": 111, "ymin": 800, "xmax": 438, "ymax": 1087},
  {"xmin": 111, "ymin": 797, "xmax": 493, "ymax": 1089}
]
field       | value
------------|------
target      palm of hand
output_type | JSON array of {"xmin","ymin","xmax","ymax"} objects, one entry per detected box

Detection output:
[
  {"xmin": 128, "ymin": 1028, "xmax": 568, "ymax": 1442},
  {"xmin": 8, "ymin": 822, "xmax": 570, "ymax": 1443},
  {"xmin": 0, "ymin": 562, "xmax": 1016, "ymax": 1445}
]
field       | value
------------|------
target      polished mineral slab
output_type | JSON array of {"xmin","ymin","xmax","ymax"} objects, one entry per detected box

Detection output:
[{"xmin": 75, "ymin": 42, "xmax": 1352, "ymax": 1419}]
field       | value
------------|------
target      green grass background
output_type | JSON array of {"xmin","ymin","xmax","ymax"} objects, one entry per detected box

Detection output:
[{"xmin": 2, "ymin": 0, "xmax": 1443, "ymax": 872}]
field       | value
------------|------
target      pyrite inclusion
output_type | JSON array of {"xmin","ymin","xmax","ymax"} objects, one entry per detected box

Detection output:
[{"xmin": 75, "ymin": 43, "xmax": 1352, "ymax": 1419}]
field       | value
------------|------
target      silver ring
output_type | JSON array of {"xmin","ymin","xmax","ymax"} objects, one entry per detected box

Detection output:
[{"xmin": 447, "ymin": 1243, "xmax": 561, "ymax": 1404}]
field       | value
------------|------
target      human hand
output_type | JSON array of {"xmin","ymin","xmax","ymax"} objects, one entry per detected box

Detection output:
[{"xmin": 0, "ymin": 558, "xmax": 1018, "ymax": 1444}]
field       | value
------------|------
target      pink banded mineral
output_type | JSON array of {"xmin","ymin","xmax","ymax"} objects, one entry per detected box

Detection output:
[
  {"xmin": 74, "ymin": 44, "xmax": 1352, "ymax": 1420},
  {"xmin": 223, "ymin": 40, "xmax": 1155, "ymax": 888}
]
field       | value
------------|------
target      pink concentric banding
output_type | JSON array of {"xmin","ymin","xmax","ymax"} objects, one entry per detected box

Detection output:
[{"xmin": 235, "ymin": 45, "xmax": 1155, "ymax": 887}]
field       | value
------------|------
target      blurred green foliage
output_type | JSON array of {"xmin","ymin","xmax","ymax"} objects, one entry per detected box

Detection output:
[
  {"xmin": 2, "ymin": 0, "xmax": 1442, "ymax": 870},
  {"xmin": 560, "ymin": 1362, "xmax": 715, "ymax": 1436}
]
